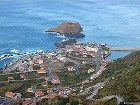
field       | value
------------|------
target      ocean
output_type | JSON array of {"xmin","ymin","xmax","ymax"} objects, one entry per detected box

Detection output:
[{"xmin": 0, "ymin": 0, "xmax": 140, "ymax": 68}]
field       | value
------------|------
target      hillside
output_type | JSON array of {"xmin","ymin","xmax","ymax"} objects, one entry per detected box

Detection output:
[
  {"xmin": 96, "ymin": 51, "xmax": 140, "ymax": 102},
  {"xmin": 26, "ymin": 51, "xmax": 140, "ymax": 105}
]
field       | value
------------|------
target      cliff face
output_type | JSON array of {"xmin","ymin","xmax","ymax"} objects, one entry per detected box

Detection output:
[{"xmin": 47, "ymin": 22, "xmax": 83, "ymax": 36}]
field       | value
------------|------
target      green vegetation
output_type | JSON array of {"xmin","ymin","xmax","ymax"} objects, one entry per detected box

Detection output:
[
  {"xmin": 58, "ymin": 70, "xmax": 92, "ymax": 86},
  {"xmin": 0, "ymin": 75, "xmax": 8, "ymax": 81},
  {"xmin": 80, "ymin": 63, "xmax": 96, "ymax": 71},
  {"xmin": 105, "ymin": 98, "xmax": 117, "ymax": 105},
  {"xmin": 102, "ymin": 47, "xmax": 110, "ymax": 52},
  {"xmin": 91, "ymin": 99, "xmax": 107, "ymax": 105},
  {"xmin": 0, "ymin": 83, "xmax": 22, "ymax": 96},
  {"xmin": 91, "ymin": 98, "xmax": 117, "ymax": 105},
  {"xmin": 0, "ymin": 78, "xmax": 45, "ymax": 97},
  {"xmin": 36, "ymin": 95, "xmax": 118, "ymax": 105},
  {"xmin": 37, "ymin": 95, "xmax": 86, "ymax": 105},
  {"xmin": 24, "ymin": 92, "xmax": 34, "ymax": 98},
  {"xmin": 26, "ymin": 71, "xmax": 46, "ymax": 79},
  {"xmin": 14, "ymin": 78, "xmax": 45, "ymax": 97},
  {"xmin": 0, "ymin": 71, "xmax": 46, "ymax": 81},
  {"xmin": 0, "ymin": 73, "xmax": 21, "ymax": 81},
  {"xmin": 33, "ymin": 65, "xmax": 41, "ymax": 70},
  {"xmin": 9, "ymin": 73, "xmax": 21, "ymax": 80},
  {"xmin": 95, "ymin": 51, "xmax": 140, "ymax": 102}
]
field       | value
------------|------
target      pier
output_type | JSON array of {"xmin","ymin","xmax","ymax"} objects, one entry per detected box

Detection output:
[{"xmin": 110, "ymin": 47, "xmax": 140, "ymax": 51}]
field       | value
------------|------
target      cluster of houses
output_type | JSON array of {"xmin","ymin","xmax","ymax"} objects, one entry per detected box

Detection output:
[
  {"xmin": 22, "ymin": 86, "xmax": 75, "ymax": 105},
  {"xmin": 3, "ymin": 53, "xmax": 63, "ymax": 102},
  {"xmin": 54, "ymin": 41, "xmax": 107, "ymax": 73},
  {"xmin": 57, "ymin": 41, "xmax": 107, "ymax": 64},
  {"xmin": 63, "ymin": 42, "xmax": 99, "ymax": 58},
  {"xmin": 5, "ymin": 77, "xmax": 63, "ymax": 104},
  {"xmin": 13, "ymin": 54, "xmax": 46, "ymax": 80},
  {"xmin": 1, "ymin": 40, "xmax": 110, "ymax": 104},
  {"xmin": 16, "ymin": 83, "xmax": 75, "ymax": 104}
]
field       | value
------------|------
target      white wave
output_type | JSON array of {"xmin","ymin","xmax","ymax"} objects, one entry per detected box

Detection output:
[
  {"xmin": 37, "ymin": 50, "xmax": 44, "ymax": 53},
  {"xmin": 11, "ymin": 49, "xmax": 19, "ymax": 53},
  {"xmin": 0, "ymin": 54, "xmax": 13, "ymax": 61},
  {"xmin": 62, "ymin": 38, "xmax": 71, "ymax": 42},
  {"xmin": 55, "ymin": 35, "xmax": 66, "ymax": 38}
]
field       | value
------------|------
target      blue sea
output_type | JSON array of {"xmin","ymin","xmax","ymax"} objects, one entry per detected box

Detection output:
[{"xmin": 0, "ymin": 0, "xmax": 140, "ymax": 68}]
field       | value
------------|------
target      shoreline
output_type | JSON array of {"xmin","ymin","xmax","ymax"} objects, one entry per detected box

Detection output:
[{"xmin": 0, "ymin": 46, "xmax": 133, "ymax": 69}]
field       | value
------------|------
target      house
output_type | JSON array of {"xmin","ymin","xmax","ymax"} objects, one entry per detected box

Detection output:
[
  {"xmin": 33, "ymin": 55, "xmax": 44, "ymax": 64},
  {"xmin": 5, "ymin": 92, "xmax": 15, "ymax": 98},
  {"xmin": 29, "ymin": 60, "xmax": 34, "ymax": 66},
  {"xmin": 82, "ymin": 61, "xmax": 87, "ymax": 64},
  {"xmin": 67, "ymin": 66, "xmax": 75, "ymax": 71},
  {"xmin": 29, "ymin": 65, "xmax": 33, "ymax": 71},
  {"xmin": 47, "ymin": 89, "xmax": 53, "ymax": 94},
  {"xmin": 88, "ymin": 51, "xmax": 97, "ymax": 57},
  {"xmin": 38, "ymin": 59, "xmax": 44, "ymax": 64},
  {"xmin": 85, "ymin": 46, "xmax": 98, "ymax": 52},
  {"xmin": 5, "ymin": 92, "xmax": 21, "ymax": 98},
  {"xmin": 88, "ymin": 68, "xmax": 95, "ymax": 73},
  {"xmin": 37, "ymin": 68, "xmax": 46, "ymax": 73},
  {"xmin": 52, "ymin": 76, "xmax": 61, "ymax": 84},
  {"xmin": 18, "ymin": 63, "xmax": 25, "ymax": 72},
  {"xmin": 27, "ymin": 88, "xmax": 34, "ymax": 93},
  {"xmin": 40, "ymin": 63, "xmax": 45, "ymax": 68},
  {"xmin": 35, "ymin": 90, "xmax": 44, "ymax": 97},
  {"xmin": 8, "ymin": 77, "xmax": 15, "ymax": 82},
  {"xmin": 79, "ymin": 46, "xmax": 85, "ymax": 52},
  {"xmin": 8, "ymin": 77, "xmax": 14, "ymax": 80},
  {"xmin": 66, "ymin": 48, "xmax": 74, "ymax": 52},
  {"xmin": 20, "ymin": 73, "xmax": 26, "ymax": 79},
  {"xmin": 82, "ymin": 55, "xmax": 87, "ymax": 58},
  {"xmin": 57, "ymin": 56, "xmax": 66, "ymax": 62},
  {"xmin": 41, "ymin": 81, "xmax": 48, "ymax": 87},
  {"xmin": 59, "ymin": 90, "xmax": 64, "ymax": 96}
]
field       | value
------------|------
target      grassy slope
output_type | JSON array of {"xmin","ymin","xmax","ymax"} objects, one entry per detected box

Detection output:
[{"xmin": 96, "ymin": 51, "xmax": 140, "ymax": 102}]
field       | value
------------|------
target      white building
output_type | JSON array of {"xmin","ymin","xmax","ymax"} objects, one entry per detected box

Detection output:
[{"xmin": 85, "ymin": 46, "xmax": 98, "ymax": 52}]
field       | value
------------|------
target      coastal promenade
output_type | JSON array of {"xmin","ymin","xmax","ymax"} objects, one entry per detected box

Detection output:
[{"xmin": 110, "ymin": 47, "xmax": 140, "ymax": 51}]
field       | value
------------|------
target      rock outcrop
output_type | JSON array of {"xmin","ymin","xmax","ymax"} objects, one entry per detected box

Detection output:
[{"xmin": 46, "ymin": 22, "xmax": 84, "ymax": 37}]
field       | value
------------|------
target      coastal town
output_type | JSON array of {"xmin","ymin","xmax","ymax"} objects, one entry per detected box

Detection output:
[
  {"xmin": 1, "ymin": 0, "xmax": 140, "ymax": 104},
  {"xmin": 0, "ymin": 39, "xmax": 110, "ymax": 104}
]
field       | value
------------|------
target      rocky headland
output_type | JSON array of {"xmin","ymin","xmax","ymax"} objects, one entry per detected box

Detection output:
[{"xmin": 46, "ymin": 22, "xmax": 85, "ymax": 37}]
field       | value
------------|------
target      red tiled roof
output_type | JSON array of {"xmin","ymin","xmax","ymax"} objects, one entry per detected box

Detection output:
[
  {"xmin": 41, "ymin": 81, "xmax": 48, "ymax": 86},
  {"xmin": 35, "ymin": 90, "xmax": 44, "ymax": 97},
  {"xmin": 37, "ymin": 68, "xmax": 46, "ymax": 73},
  {"xmin": 5, "ymin": 92, "xmax": 15, "ymax": 97}
]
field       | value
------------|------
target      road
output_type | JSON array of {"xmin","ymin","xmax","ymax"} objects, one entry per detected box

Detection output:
[
  {"xmin": 86, "ymin": 82, "xmax": 106, "ymax": 99},
  {"xmin": 90, "ymin": 65, "xmax": 106, "ymax": 80},
  {"xmin": 44, "ymin": 60, "xmax": 53, "ymax": 81},
  {"xmin": 101, "ymin": 95, "xmax": 124, "ymax": 105},
  {"xmin": 10, "ymin": 77, "xmax": 45, "ymax": 82},
  {"xmin": 81, "ymin": 65, "xmax": 106, "ymax": 85},
  {"xmin": 85, "ymin": 84, "xmax": 124, "ymax": 105}
]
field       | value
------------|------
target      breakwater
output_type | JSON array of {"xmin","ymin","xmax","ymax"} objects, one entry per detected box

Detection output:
[{"xmin": 110, "ymin": 47, "xmax": 140, "ymax": 51}]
